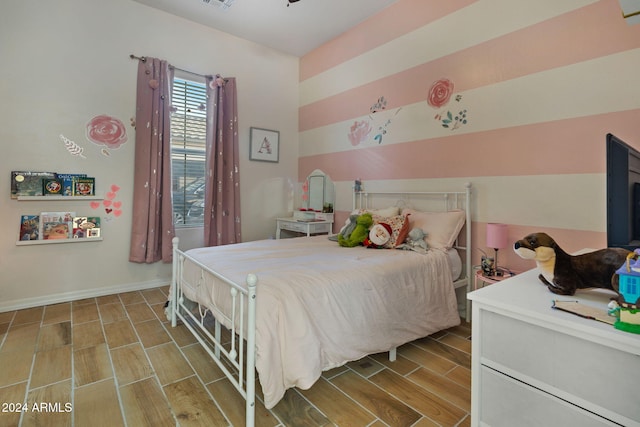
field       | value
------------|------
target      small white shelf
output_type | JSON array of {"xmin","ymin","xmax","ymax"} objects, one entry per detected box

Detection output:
[
  {"xmin": 16, "ymin": 195, "xmax": 103, "ymax": 201},
  {"xmin": 16, "ymin": 238, "xmax": 103, "ymax": 246}
]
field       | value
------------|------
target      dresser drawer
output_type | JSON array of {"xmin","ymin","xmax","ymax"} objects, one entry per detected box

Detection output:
[
  {"xmin": 307, "ymin": 222, "xmax": 331, "ymax": 234},
  {"xmin": 293, "ymin": 211, "xmax": 334, "ymax": 222},
  {"xmin": 480, "ymin": 366, "xmax": 617, "ymax": 427},
  {"xmin": 279, "ymin": 220, "xmax": 331, "ymax": 234},
  {"xmin": 279, "ymin": 221, "xmax": 307, "ymax": 233},
  {"xmin": 480, "ymin": 310, "xmax": 640, "ymax": 424}
]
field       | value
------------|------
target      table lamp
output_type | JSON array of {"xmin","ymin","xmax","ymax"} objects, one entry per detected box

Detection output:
[{"xmin": 486, "ymin": 223, "xmax": 508, "ymax": 276}]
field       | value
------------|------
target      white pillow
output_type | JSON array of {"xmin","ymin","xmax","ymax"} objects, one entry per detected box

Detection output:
[
  {"xmin": 355, "ymin": 206, "xmax": 400, "ymax": 218},
  {"xmin": 402, "ymin": 208, "xmax": 466, "ymax": 249},
  {"xmin": 340, "ymin": 206, "xmax": 402, "ymax": 234}
]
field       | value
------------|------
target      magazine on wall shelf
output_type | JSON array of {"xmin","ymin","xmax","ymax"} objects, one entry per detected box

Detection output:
[
  {"xmin": 57, "ymin": 173, "xmax": 87, "ymax": 196},
  {"xmin": 11, "ymin": 171, "xmax": 57, "ymax": 198},
  {"xmin": 42, "ymin": 177, "xmax": 64, "ymax": 196},
  {"xmin": 19, "ymin": 215, "xmax": 40, "ymax": 241},
  {"xmin": 40, "ymin": 211, "xmax": 75, "ymax": 240},
  {"xmin": 73, "ymin": 177, "xmax": 95, "ymax": 196},
  {"xmin": 72, "ymin": 216, "xmax": 101, "ymax": 239}
]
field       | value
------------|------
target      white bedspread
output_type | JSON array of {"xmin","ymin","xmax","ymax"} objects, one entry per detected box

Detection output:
[{"xmin": 176, "ymin": 236, "xmax": 460, "ymax": 409}]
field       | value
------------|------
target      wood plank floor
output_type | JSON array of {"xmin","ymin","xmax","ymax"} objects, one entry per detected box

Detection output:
[{"xmin": 0, "ymin": 286, "xmax": 471, "ymax": 427}]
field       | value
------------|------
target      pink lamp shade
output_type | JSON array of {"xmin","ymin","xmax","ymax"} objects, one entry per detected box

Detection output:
[{"xmin": 486, "ymin": 223, "xmax": 508, "ymax": 249}]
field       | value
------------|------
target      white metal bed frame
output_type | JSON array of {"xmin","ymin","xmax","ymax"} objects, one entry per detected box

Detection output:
[
  {"xmin": 170, "ymin": 183, "xmax": 472, "ymax": 427},
  {"xmin": 353, "ymin": 183, "xmax": 473, "ymax": 296}
]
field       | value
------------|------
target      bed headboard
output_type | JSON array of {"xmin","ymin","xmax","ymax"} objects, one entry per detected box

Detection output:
[{"xmin": 353, "ymin": 183, "xmax": 473, "ymax": 320}]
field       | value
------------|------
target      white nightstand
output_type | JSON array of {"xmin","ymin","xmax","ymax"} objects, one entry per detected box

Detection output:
[{"xmin": 275, "ymin": 218, "xmax": 333, "ymax": 239}]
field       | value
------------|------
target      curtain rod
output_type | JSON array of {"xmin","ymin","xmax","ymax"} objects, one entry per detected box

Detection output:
[{"xmin": 129, "ymin": 54, "xmax": 213, "ymax": 79}]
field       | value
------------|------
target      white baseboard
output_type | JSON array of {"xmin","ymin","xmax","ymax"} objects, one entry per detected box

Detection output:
[{"xmin": 0, "ymin": 279, "xmax": 170, "ymax": 313}]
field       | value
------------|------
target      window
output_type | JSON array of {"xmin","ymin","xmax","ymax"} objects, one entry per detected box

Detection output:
[{"xmin": 171, "ymin": 77, "xmax": 207, "ymax": 226}]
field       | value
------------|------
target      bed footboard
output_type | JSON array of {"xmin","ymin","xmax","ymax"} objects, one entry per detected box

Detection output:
[{"xmin": 169, "ymin": 237, "xmax": 257, "ymax": 427}]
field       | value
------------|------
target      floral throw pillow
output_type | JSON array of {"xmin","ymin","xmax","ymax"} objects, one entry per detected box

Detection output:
[{"xmin": 372, "ymin": 213, "xmax": 410, "ymax": 249}]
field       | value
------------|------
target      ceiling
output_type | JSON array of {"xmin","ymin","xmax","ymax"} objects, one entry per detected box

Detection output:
[{"xmin": 132, "ymin": 0, "xmax": 399, "ymax": 57}]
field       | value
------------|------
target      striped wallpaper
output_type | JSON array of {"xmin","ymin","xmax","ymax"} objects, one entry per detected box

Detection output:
[{"xmin": 298, "ymin": 0, "xmax": 640, "ymax": 271}]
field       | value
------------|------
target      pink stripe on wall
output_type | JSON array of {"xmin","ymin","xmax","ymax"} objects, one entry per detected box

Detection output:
[
  {"xmin": 298, "ymin": 109, "xmax": 640, "ymax": 181},
  {"xmin": 299, "ymin": 0, "xmax": 477, "ymax": 82},
  {"xmin": 299, "ymin": 0, "xmax": 640, "ymax": 132}
]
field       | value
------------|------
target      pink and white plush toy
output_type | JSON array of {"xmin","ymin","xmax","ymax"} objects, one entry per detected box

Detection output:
[{"xmin": 364, "ymin": 223, "xmax": 392, "ymax": 249}]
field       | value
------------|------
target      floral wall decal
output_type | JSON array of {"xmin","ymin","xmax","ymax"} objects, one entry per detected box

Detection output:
[
  {"xmin": 427, "ymin": 78, "xmax": 455, "ymax": 109},
  {"xmin": 373, "ymin": 107, "xmax": 402, "ymax": 144},
  {"xmin": 301, "ymin": 179, "xmax": 309, "ymax": 203},
  {"xmin": 348, "ymin": 120, "xmax": 373, "ymax": 146},
  {"xmin": 435, "ymin": 109, "xmax": 468, "ymax": 130},
  {"xmin": 86, "ymin": 114, "xmax": 128, "ymax": 151},
  {"xmin": 347, "ymin": 95, "xmax": 402, "ymax": 146},
  {"xmin": 370, "ymin": 96, "xmax": 387, "ymax": 113},
  {"xmin": 59, "ymin": 134, "xmax": 87, "ymax": 159},
  {"xmin": 427, "ymin": 78, "xmax": 469, "ymax": 131}
]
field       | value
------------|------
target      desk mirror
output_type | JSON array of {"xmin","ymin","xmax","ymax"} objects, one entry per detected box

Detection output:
[{"xmin": 306, "ymin": 169, "xmax": 334, "ymax": 212}]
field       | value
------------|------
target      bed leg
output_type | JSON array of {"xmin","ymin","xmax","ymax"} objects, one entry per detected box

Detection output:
[
  {"xmin": 245, "ymin": 274, "xmax": 258, "ymax": 427},
  {"xmin": 171, "ymin": 237, "xmax": 179, "ymax": 328},
  {"xmin": 389, "ymin": 347, "xmax": 397, "ymax": 362},
  {"xmin": 214, "ymin": 319, "xmax": 221, "ymax": 359}
]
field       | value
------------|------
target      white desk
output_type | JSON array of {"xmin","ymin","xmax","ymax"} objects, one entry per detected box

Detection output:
[
  {"xmin": 468, "ymin": 269, "xmax": 640, "ymax": 427},
  {"xmin": 275, "ymin": 218, "xmax": 333, "ymax": 239}
]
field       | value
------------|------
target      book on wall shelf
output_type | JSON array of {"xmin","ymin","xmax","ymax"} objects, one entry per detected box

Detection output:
[
  {"xmin": 57, "ymin": 173, "xmax": 87, "ymax": 196},
  {"xmin": 72, "ymin": 216, "xmax": 101, "ymax": 239},
  {"xmin": 40, "ymin": 211, "xmax": 75, "ymax": 240},
  {"xmin": 11, "ymin": 171, "xmax": 57, "ymax": 198},
  {"xmin": 19, "ymin": 215, "xmax": 40, "ymax": 241},
  {"xmin": 73, "ymin": 177, "xmax": 95, "ymax": 196},
  {"xmin": 10, "ymin": 171, "xmax": 96, "ymax": 198},
  {"xmin": 42, "ymin": 177, "xmax": 64, "ymax": 196}
]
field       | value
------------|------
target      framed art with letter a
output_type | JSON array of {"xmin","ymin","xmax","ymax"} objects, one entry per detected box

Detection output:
[{"xmin": 249, "ymin": 127, "xmax": 279, "ymax": 163}]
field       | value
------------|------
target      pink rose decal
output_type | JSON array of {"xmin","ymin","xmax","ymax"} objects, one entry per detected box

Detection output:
[
  {"xmin": 348, "ymin": 120, "xmax": 372, "ymax": 146},
  {"xmin": 427, "ymin": 78, "xmax": 454, "ymax": 109},
  {"xmin": 86, "ymin": 115, "xmax": 128, "ymax": 149}
]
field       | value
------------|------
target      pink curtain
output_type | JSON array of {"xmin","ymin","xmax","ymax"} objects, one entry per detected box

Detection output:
[
  {"xmin": 129, "ymin": 57, "xmax": 175, "ymax": 263},
  {"xmin": 204, "ymin": 75, "xmax": 241, "ymax": 246}
]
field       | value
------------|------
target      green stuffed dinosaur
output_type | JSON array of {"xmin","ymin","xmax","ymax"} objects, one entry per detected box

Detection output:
[{"xmin": 338, "ymin": 213, "xmax": 373, "ymax": 247}]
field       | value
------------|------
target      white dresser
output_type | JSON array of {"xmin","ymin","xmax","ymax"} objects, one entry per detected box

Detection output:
[{"xmin": 468, "ymin": 269, "xmax": 640, "ymax": 427}]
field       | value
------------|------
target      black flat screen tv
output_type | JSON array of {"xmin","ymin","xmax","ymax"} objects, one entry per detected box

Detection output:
[{"xmin": 607, "ymin": 133, "xmax": 640, "ymax": 250}]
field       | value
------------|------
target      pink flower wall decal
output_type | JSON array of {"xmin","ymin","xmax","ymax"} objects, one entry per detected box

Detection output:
[
  {"xmin": 301, "ymin": 180, "xmax": 309, "ymax": 201},
  {"xmin": 348, "ymin": 120, "xmax": 372, "ymax": 146},
  {"xmin": 86, "ymin": 115, "xmax": 128, "ymax": 149},
  {"xmin": 427, "ymin": 78, "xmax": 454, "ymax": 109}
]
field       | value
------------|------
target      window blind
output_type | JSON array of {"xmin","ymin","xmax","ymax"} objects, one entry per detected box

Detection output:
[{"xmin": 171, "ymin": 78, "xmax": 207, "ymax": 226}]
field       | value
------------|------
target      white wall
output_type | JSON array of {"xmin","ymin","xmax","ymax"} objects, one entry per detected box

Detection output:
[{"xmin": 0, "ymin": 0, "xmax": 299, "ymax": 311}]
